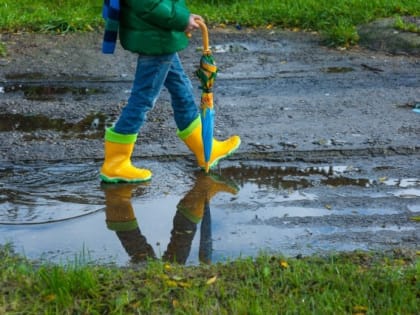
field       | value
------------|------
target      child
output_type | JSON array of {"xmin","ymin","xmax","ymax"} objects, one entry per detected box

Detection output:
[{"xmin": 100, "ymin": 0, "xmax": 241, "ymax": 183}]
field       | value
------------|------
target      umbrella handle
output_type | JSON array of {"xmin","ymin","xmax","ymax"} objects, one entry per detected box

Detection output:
[
  {"xmin": 185, "ymin": 20, "xmax": 211, "ymax": 55},
  {"xmin": 195, "ymin": 20, "xmax": 211, "ymax": 55}
]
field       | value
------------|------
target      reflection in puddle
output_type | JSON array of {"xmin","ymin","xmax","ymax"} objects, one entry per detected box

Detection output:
[
  {"xmin": 103, "ymin": 173, "xmax": 238, "ymax": 264},
  {"xmin": 0, "ymin": 161, "xmax": 418, "ymax": 266},
  {"xmin": 221, "ymin": 164, "xmax": 371, "ymax": 189},
  {"xmin": 0, "ymin": 113, "xmax": 107, "ymax": 136},
  {"xmin": 321, "ymin": 67, "xmax": 354, "ymax": 73},
  {"xmin": 382, "ymin": 178, "xmax": 419, "ymax": 188}
]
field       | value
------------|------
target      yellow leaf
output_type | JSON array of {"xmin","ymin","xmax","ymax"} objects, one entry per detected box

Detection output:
[
  {"xmin": 172, "ymin": 299, "xmax": 180, "ymax": 308},
  {"xmin": 378, "ymin": 176, "xmax": 387, "ymax": 183},
  {"xmin": 353, "ymin": 305, "xmax": 368, "ymax": 314},
  {"xmin": 43, "ymin": 294, "xmax": 56, "ymax": 302},
  {"xmin": 159, "ymin": 274, "xmax": 169, "ymax": 280},
  {"xmin": 280, "ymin": 261, "xmax": 289, "ymax": 269},
  {"xmin": 266, "ymin": 24, "xmax": 273, "ymax": 30},
  {"xmin": 178, "ymin": 281, "xmax": 192, "ymax": 288},
  {"xmin": 206, "ymin": 276, "xmax": 217, "ymax": 285},
  {"xmin": 410, "ymin": 216, "xmax": 420, "ymax": 222},
  {"xmin": 130, "ymin": 301, "xmax": 141, "ymax": 308},
  {"xmin": 166, "ymin": 280, "xmax": 177, "ymax": 287},
  {"xmin": 325, "ymin": 204, "xmax": 332, "ymax": 210},
  {"xmin": 171, "ymin": 275, "xmax": 183, "ymax": 281},
  {"xmin": 164, "ymin": 263, "xmax": 172, "ymax": 271}
]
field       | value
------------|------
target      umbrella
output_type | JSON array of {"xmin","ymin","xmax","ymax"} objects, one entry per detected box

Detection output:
[{"xmin": 195, "ymin": 20, "xmax": 218, "ymax": 173}]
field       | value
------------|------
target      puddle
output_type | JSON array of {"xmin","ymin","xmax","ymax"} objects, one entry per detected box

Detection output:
[
  {"xmin": 4, "ymin": 73, "xmax": 110, "ymax": 82},
  {"xmin": 0, "ymin": 160, "xmax": 418, "ymax": 266},
  {"xmin": 211, "ymin": 43, "xmax": 249, "ymax": 53},
  {"xmin": 321, "ymin": 67, "xmax": 354, "ymax": 73},
  {"xmin": 2, "ymin": 84, "xmax": 105, "ymax": 101},
  {"xmin": 0, "ymin": 113, "xmax": 107, "ymax": 135},
  {"xmin": 5, "ymin": 72, "xmax": 47, "ymax": 80}
]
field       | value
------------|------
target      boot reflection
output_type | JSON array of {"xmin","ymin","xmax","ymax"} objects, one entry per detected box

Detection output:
[
  {"xmin": 101, "ymin": 183, "xmax": 155, "ymax": 263},
  {"xmin": 163, "ymin": 172, "xmax": 239, "ymax": 264}
]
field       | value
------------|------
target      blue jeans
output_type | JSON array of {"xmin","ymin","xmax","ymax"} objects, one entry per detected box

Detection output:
[{"xmin": 113, "ymin": 53, "xmax": 199, "ymax": 135}]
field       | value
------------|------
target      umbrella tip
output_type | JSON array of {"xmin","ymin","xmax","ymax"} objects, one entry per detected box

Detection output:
[{"xmin": 204, "ymin": 163, "xmax": 210, "ymax": 173}]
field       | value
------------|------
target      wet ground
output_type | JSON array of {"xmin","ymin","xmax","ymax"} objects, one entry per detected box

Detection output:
[
  {"xmin": 0, "ymin": 27, "xmax": 419, "ymax": 265},
  {"xmin": 0, "ymin": 157, "xmax": 419, "ymax": 265}
]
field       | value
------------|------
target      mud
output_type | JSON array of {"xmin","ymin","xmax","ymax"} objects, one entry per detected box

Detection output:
[
  {"xmin": 1, "ymin": 28, "xmax": 419, "ymax": 162},
  {"xmin": 0, "ymin": 27, "xmax": 419, "ymax": 265}
]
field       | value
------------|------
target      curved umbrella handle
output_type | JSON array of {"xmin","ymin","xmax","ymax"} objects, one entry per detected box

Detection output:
[
  {"xmin": 195, "ymin": 20, "xmax": 211, "ymax": 55},
  {"xmin": 185, "ymin": 20, "xmax": 212, "ymax": 55}
]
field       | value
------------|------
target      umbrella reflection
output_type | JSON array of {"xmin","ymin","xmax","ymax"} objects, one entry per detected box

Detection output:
[{"xmin": 101, "ymin": 173, "xmax": 239, "ymax": 265}]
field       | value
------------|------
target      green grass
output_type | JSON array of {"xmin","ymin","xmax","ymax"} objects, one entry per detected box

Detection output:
[
  {"xmin": 1, "ymin": 245, "xmax": 419, "ymax": 314},
  {"xmin": 0, "ymin": 0, "xmax": 102, "ymax": 33},
  {"xmin": 0, "ymin": 0, "xmax": 419, "ymax": 46},
  {"xmin": 394, "ymin": 16, "xmax": 420, "ymax": 33}
]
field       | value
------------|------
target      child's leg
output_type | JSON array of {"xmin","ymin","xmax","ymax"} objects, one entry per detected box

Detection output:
[
  {"xmin": 164, "ymin": 53, "xmax": 199, "ymax": 131},
  {"xmin": 166, "ymin": 54, "xmax": 241, "ymax": 170},
  {"xmin": 114, "ymin": 54, "xmax": 176, "ymax": 134},
  {"xmin": 101, "ymin": 54, "xmax": 176, "ymax": 183}
]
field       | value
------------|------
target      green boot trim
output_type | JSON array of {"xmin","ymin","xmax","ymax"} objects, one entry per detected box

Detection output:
[
  {"xmin": 106, "ymin": 220, "xmax": 139, "ymax": 232},
  {"xmin": 100, "ymin": 173, "xmax": 152, "ymax": 184},
  {"xmin": 176, "ymin": 116, "xmax": 201, "ymax": 140},
  {"xmin": 177, "ymin": 206, "xmax": 202, "ymax": 224},
  {"xmin": 105, "ymin": 127, "xmax": 137, "ymax": 144}
]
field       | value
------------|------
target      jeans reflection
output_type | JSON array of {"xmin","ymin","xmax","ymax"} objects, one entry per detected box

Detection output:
[{"xmin": 101, "ymin": 173, "xmax": 238, "ymax": 264}]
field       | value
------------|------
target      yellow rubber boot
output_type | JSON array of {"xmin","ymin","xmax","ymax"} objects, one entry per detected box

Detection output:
[
  {"xmin": 100, "ymin": 128, "xmax": 152, "ymax": 183},
  {"xmin": 177, "ymin": 117, "xmax": 241, "ymax": 171}
]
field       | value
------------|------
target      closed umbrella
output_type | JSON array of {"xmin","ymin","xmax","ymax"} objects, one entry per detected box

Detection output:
[{"xmin": 195, "ymin": 20, "xmax": 217, "ymax": 173}]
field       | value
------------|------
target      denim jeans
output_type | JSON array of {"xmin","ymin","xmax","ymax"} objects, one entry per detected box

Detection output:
[{"xmin": 113, "ymin": 53, "xmax": 199, "ymax": 135}]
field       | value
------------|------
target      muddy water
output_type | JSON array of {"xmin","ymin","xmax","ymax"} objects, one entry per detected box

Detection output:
[{"xmin": 0, "ymin": 156, "xmax": 418, "ymax": 266}]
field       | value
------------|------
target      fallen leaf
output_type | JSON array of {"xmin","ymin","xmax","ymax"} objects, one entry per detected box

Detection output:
[
  {"xmin": 171, "ymin": 275, "xmax": 183, "ymax": 281},
  {"xmin": 206, "ymin": 276, "xmax": 217, "ymax": 285},
  {"xmin": 43, "ymin": 294, "xmax": 56, "ymax": 302},
  {"xmin": 280, "ymin": 261, "xmax": 289, "ymax": 269},
  {"xmin": 178, "ymin": 281, "xmax": 192, "ymax": 288},
  {"xmin": 353, "ymin": 305, "xmax": 368, "ymax": 314},
  {"xmin": 409, "ymin": 216, "xmax": 420, "ymax": 222},
  {"xmin": 378, "ymin": 176, "xmax": 388, "ymax": 183},
  {"xmin": 130, "ymin": 301, "xmax": 141, "ymax": 308}
]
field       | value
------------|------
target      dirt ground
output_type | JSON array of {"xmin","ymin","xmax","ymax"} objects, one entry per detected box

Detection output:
[{"xmin": 0, "ymin": 24, "xmax": 419, "ymax": 163}]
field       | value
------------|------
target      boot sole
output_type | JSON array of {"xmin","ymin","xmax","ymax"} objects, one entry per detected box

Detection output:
[{"xmin": 99, "ymin": 173, "xmax": 152, "ymax": 183}]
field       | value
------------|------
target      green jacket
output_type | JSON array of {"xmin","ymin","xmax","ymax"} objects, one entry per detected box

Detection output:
[{"xmin": 119, "ymin": 0, "xmax": 191, "ymax": 55}]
